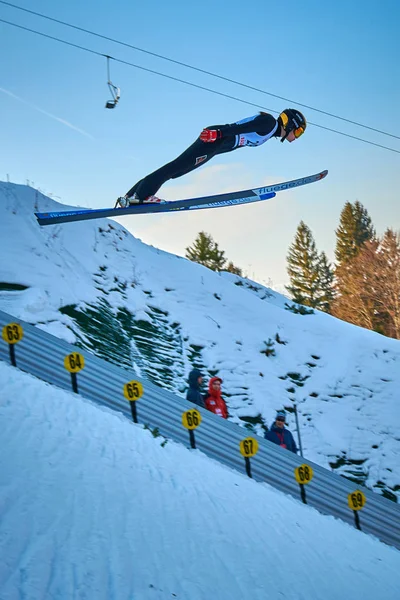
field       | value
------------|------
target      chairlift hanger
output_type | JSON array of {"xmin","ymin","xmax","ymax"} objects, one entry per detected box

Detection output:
[{"xmin": 105, "ymin": 56, "xmax": 120, "ymax": 109}]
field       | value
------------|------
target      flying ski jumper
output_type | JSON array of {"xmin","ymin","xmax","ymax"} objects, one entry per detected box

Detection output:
[
  {"xmin": 115, "ymin": 108, "xmax": 308, "ymax": 207},
  {"xmin": 35, "ymin": 109, "xmax": 328, "ymax": 226}
]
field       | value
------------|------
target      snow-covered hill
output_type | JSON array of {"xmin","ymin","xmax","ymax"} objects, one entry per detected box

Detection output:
[
  {"xmin": 1, "ymin": 361, "xmax": 399, "ymax": 600},
  {"xmin": 1, "ymin": 181, "xmax": 399, "ymax": 501}
]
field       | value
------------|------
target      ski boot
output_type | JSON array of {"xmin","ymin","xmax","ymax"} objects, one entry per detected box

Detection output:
[
  {"xmin": 115, "ymin": 194, "xmax": 163, "ymax": 208},
  {"xmin": 114, "ymin": 193, "xmax": 141, "ymax": 208}
]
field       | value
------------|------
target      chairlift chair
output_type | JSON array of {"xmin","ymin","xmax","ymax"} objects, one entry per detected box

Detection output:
[{"xmin": 105, "ymin": 56, "xmax": 120, "ymax": 109}]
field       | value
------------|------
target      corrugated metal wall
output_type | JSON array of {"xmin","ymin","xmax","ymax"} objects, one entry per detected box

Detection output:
[{"xmin": 1, "ymin": 309, "xmax": 399, "ymax": 549}]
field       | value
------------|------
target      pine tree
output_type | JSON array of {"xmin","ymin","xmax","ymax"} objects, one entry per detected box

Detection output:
[
  {"xmin": 335, "ymin": 202, "xmax": 356, "ymax": 264},
  {"xmin": 335, "ymin": 201, "xmax": 375, "ymax": 264},
  {"xmin": 210, "ymin": 244, "xmax": 227, "ymax": 272},
  {"xmin": 286, "ymin": 221, "xmax": 326, "ymax": 308},
  {"xmin": 334, "ymin": 200, "xmax": 379, "ymax": 331},
  {"xmin": 185, "ymin": 232, "xmax": 227, "ymax": 271},
  {"xmin": 315, "ymin": 251, "xmax": 335, "ymax": 313}
]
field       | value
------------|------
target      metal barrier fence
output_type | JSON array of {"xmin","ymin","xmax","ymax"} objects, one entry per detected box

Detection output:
[{"xmin": 1, "ymin": 309, "xmax": 399, "ymax": 550}]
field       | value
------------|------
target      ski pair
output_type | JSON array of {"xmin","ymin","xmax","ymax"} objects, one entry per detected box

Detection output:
[{"xmin": 35, "ymin": 170, "xmax": 328, "ymax": 226}]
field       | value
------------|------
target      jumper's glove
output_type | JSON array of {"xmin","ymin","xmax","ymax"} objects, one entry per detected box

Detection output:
[{"xmin": 200, "ymin": 128, "xmax": 223, "ymax": 143}]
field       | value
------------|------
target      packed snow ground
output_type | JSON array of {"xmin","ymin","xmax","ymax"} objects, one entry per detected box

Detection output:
[
  {"xmin": 0, "ymin": 361, "xmax": 399, "ymax": 600},
  {"xmin": 1, "ymin": 182, "xmax": 400, "ymax": 499}
]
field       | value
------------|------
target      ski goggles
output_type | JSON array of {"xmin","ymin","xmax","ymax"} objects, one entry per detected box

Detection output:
[{"xmin": 293, "ymin": 125, "xmax": 305, "ymax": 139}]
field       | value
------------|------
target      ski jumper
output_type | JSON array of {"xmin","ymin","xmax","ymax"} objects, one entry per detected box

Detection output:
[{"xmin": 125, "ymin": 113, "xmax": 280, "ymax": 200}]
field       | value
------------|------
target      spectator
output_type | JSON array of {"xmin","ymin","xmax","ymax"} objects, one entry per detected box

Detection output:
[
  {"xmin": 186, "ymin": 369, "xmax": 205, "ymax": 408},
  {"xmin": 204, "ymin": 377, "xmax": 228, "ymax": 419},
  {"xmin": 264, "ymin": 410, "xmax": 297, "ymax": 453}
]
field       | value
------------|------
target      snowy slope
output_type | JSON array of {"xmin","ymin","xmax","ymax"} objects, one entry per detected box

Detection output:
[
  {"xmin": 1, "ymin": 181, "xmax": 400, "ymax": 501},
  {"xmin": 0, "ymin": 361, "xmax": 399, "ymax": 600}
]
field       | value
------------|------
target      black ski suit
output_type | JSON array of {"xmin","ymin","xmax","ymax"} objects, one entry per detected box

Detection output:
[{"xmin": 125, "ymin": 112, "xmax": 280, "ymax": 200}]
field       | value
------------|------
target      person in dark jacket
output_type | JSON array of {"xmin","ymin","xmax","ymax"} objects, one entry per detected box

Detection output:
[
  {"xmin": 186, "ymin": 368, "xmax": 205, "ymax": 408},
  {"xmin": 264, "ymin": 410, "xmax": 297, "ymax": 454},
  {"xmin": 115, "ymin": 108, "xmax": 306, "ymax": 206},
  {"xmin": 204, "ymin": 377, "xmax": 228, "ymax": 419}
]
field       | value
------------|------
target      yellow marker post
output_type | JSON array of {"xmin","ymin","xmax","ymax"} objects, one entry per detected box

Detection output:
[
  {"xmin": 123, "ymin": 380, "xmax": 144, "ymax": 423},
  {"xmin": 239, "ymin": 437, "xmax": 259, "ymax": 478},
  {"xmin": 294, "ymin": 464, "xmax": 314, "ymax": 504},
  {"xmin": 348, "ymin": 490, "xmax": 366, "ymax": 531},
  {"xmin": 63, "ymin": 352, "xmax": 85, "ymax": 393},
  {"xmin": 2, "ymin": 323, "xmax": 24, "ymax": 367},
  {"xmin": 182, "ymin": 409, "xmax": 202, "ymax": 449}
]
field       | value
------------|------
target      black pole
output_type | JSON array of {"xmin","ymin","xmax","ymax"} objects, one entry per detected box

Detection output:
[
  {"xmin": 71, "ymin": 373, "xmax": 78, "ymax": 394},
  {"xmin": 299, "ymin": 483, "xmax": 307, "ymax": 504},
  {"xmin": 294, "ymin": 403, "xmax": 304, "ymax": 458},
  {"xmin": 245, "ymin": 456, "xmax": 252, "ymax": 478},
  {"xmin": 353, "ymin": 510, "xmax": 362, "ymax": 531},
  {"xmin": 130, "ymin": 402, "xmax": 138, "ymax": 424},
  {"xmin": 9, "ymin": 345, "xmax": 16, "ymax": 367},
  {"xmin": 106, "ymin": 55, "xmax": 111, "ymax": 82},
  {"xmin": 189, "ymin": 430, "xmax": 196, "ymax": 449}
]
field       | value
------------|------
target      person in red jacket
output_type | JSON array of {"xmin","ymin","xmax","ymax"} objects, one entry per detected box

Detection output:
[{"xmin": 204, "ymin": 377, "xmax": 228, "ymax": 419}]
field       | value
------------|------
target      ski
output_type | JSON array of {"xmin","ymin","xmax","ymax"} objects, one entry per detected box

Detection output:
[{"xmin": 35, "ymin": 169, "xmax": 328, "ymax": 226}]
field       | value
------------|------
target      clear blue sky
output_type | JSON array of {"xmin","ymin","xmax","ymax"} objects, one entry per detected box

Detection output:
[{"xmin": 1, "ymin": 0, "xmax": 399, "ymax": 286}]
